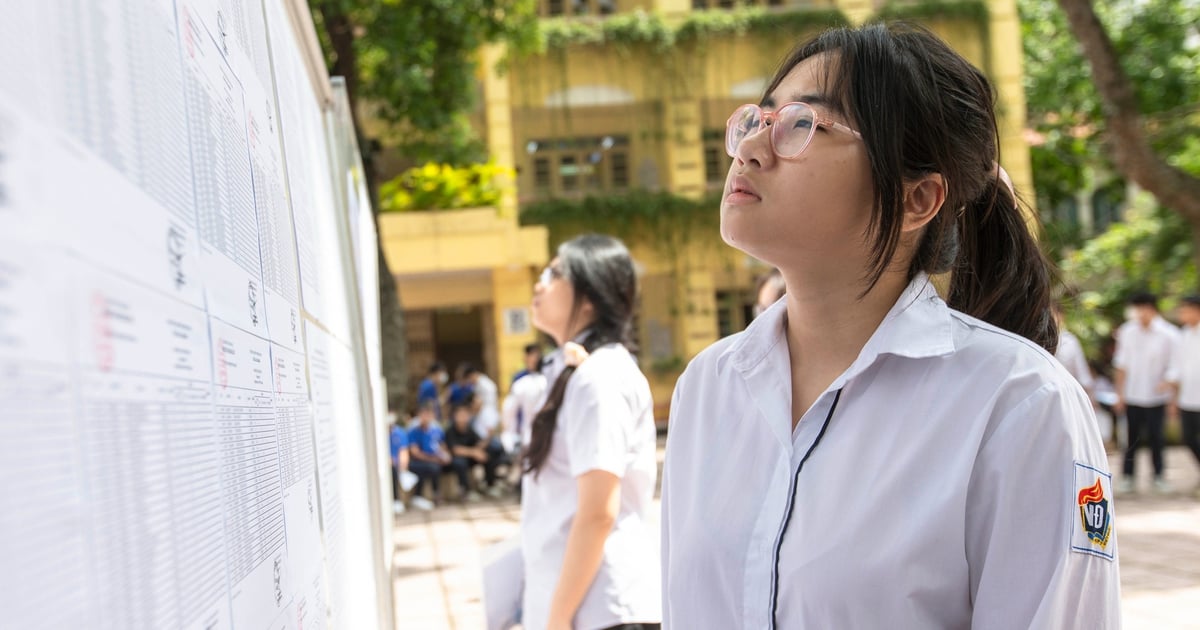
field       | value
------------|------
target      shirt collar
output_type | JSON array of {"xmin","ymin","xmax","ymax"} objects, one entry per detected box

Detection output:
[{"xmin": 719, "ymin": 272, "xmax": 956, "ymax": 382}]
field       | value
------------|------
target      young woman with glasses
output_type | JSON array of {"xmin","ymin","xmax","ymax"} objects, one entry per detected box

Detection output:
[
  {"xmin": 521, "ymin": 234, "xmax": 661, "ymax": 630},
  {"xmin": 661, "ymin": 23, "xmax": 1119, "ymax": 628}
]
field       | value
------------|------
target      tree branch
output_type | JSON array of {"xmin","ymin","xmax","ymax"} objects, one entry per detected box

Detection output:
[{"xmin": 1056, "ymin": 0, "xmax": 1200, "ymax": 222}]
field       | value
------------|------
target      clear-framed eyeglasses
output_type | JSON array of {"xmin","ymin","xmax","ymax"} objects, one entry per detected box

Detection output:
[
  {"xmin": 725, "ymin": 102, "xmax": 862, "ymax": 159},
  {"xmin": 538, "ymin": 265, "xmax": 564, "ymax": 287}
]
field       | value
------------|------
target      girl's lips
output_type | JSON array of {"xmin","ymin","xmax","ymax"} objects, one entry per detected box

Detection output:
[
  {"xmin": 725, "ymin": 191, "xmax": 761, "ymax": 204},
  {"xmin": 728, "ymin": 175, "xmax": 761, "ymax": 202}
]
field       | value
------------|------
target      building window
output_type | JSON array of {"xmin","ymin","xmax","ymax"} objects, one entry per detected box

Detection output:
[
  {"xmin": 542, "ymin": 0, "xmax": 617, "ymax": 16},
  {"xmin": 611, "ymin": 152, "xmax": 629, "ymax": 188},
  {"xmin": 560, "ymin": 155, "xmax": 579, "ymax": 192},
  {"xmin": 525, "ymin": 135, "xmax": 631, "ymax": 198},
  {"xmin": 703, "ymin": 129, "xmax": 731, "ymax": 187},
  {"xmin": 693, "ymin": 0, "xmax": 792, "ymax": 8},
  {"xmin": 716, "ymin": 290, "xmax": 755, "ymax": 337},
  {"xmin": 533, "ymin": 158, "xmax": 551, "ymax": 191}
]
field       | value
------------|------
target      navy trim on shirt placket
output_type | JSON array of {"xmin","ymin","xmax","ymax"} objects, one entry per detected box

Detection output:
[{"xmin": 767, "ymin": 388, "xmax": 843, "ymax": 629}]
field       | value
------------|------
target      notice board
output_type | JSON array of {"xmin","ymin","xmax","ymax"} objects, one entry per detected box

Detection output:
[{"xmin": 0, "ymin": 0, "xmax": 393, "ymax": 628}]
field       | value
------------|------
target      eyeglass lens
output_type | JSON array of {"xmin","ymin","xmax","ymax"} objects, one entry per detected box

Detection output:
[{"xmin": 727, "ymin": 103, "xmax": 816, "ymax": 158}]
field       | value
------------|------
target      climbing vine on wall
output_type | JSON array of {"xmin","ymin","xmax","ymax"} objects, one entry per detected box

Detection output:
[
  {"xmin": 519, "ymin": 190, "xmax": 722, "ymax": 256},
  {"xmin": 875, "ymin": 0, "xmax": 989, "ymax": 26}
]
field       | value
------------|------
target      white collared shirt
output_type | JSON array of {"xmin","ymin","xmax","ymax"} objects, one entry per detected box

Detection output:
[
  {"xmin": 501, "ymin": 371, "xmax": 548, "ymax": 447},
  {"xmin": 662, "ymin": 275, "xmax": 1120, "ymax": 629},
  {"xmin": 1172, "ymin": 324, "xmax": 1200, "ymax": 410},
  {"xmin": 1113, "ymin": 317, "xmax": 1179, "ymax": 406},
  {"xmin": 1056, "ymin": 328, "xmax": 1094, "ymax": 393},
  {"xmin": 472, "ymin": 373, "xmax": 501, "ymax": 438},
  {"xmin": 520, "ymin": 343, "xmax": 662, "ymax": 630}
]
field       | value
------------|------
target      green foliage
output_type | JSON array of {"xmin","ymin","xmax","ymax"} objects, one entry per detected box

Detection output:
[
  {"xmin": 378, "ymin": 161, "xmax": 513, "ymax": 212},
  {"xmin": 1020, "ymin": 0, "xmax": 1200, "ymax": 223},
  {"xmin": 519, "ymin": 190, "xmax": 721, "ymax": 253},
  {"xmin": 1020, "ymin": 0, "xmax": 1200, "ymax": 351},
  {"xmin": 1060, "ymin": 202, "xmax": 1197, "ymax": 359},
  {"xmin": 535, "ymin": 6, "xmax": 848, "ymax": 55},
  {"xmin": 875, "ymin": 0, "xmax": 989, "ymax": 24},
  {"xmin": 310, "ymin": 0, "xmax": 539, "ymax": 165}
]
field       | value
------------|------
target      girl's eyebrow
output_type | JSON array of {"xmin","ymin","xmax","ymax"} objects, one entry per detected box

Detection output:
[{"xmin": 761, "ymin": 93, "xmax": 842, "ymax": 116}]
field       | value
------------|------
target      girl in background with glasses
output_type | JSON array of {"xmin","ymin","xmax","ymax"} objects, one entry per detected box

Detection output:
[
  {"xmin": 521, "ymin": 234, "xmax": 661, "ymax": 630},
  {"xmin": 661, "ymin": 23, "xmax": 1119, "ymax": 629}
]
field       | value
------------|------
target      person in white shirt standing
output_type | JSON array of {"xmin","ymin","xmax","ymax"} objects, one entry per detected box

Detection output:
[
  {"xmin": 1053, "ymin": 302, "xmax": 1095, "ymax": 396},
  {"xmin": 661, "ymin": 23, "xmax": 1119, "ymax": 629},
  {"xmin": 521, "ymin": 233, "xmax": 660, "ymax": 630},
  {"xmin": 1168, "ymin": 294, "xmax": 1200, "ymax": 496},
  {"xmin": 1053, "ymin": 301, "xmax": 1105, "ymax": 441},
  {"xmin": 1113, "ymin": 292, "xmax": 1180, "ymax": 494}
]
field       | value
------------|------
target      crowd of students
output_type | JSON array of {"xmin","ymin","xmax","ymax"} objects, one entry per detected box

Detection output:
[
  {"xmin": 390, "ymin": 358, "xmax": 532, "ymax": 512},
  {"xmin": 1055, "ymin": 292, "xmax": 1200, "ymax": 496}
]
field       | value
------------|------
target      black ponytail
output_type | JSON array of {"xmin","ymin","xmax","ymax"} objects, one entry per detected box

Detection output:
[
  {"xmin": 522, "ymin": 234, "xmax": 637, "ymax": 478},
  {"xmin": 948, "ymin": 177, "xmax": 1058, "ymax": 352}
]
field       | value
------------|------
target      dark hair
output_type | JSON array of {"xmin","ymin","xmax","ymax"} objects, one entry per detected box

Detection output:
[
  {"xmin": 427, "ymin": 361, "xmax": 445, "ymax": 375},
  {"xmin": 765, "ymin": 23, "xmax": 1057, "ymax": 351},
  {"xmin": 524, "ymin": 343, "xmax": 542, "ymax": 355},
  {"xmin": 449, "ymin": 402, "xmax": 472, "ymax": 419},
  {"xmin": 1182, "ymin": 294, "xmax": 1200, "ymax": 308},
  {"xmin": 523, "ymin": 234, "xmax": 638, "ymax": 477},
  {"xmin": 1128, "ymin": 291, "xmax": 1158, "ymax": 308}
]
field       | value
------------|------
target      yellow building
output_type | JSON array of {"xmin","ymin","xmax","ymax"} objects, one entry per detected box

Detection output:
[{"xmin": 379, "ymin": 0, "xmax": 1033, "ymax": 419}]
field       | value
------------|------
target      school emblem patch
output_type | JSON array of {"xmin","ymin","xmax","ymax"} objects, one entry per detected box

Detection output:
[{"xmin": 1071, "ymin": 462, "xmax": 1115, "ymax": 560}]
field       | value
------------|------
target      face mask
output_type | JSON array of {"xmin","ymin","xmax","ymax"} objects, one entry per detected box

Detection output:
[{"xmin": 438, "ymin": 373, "xmax": 449, "ymax": 384}]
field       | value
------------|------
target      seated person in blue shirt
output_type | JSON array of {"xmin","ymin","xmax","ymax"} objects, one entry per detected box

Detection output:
[
  {"xmin": 448, "ymin": 361, "xmax": 476, "ymax": 406},
  {"xmin": 389, "ymin": 410, "xmax": 410, "ymax": 514},
  {"xmin": 417, "ymin": 361, "xmax": 448, "ymax": 420},
  {"xmin": 407, "ymin": 401, "xmax": 451, "ymax": 508}
]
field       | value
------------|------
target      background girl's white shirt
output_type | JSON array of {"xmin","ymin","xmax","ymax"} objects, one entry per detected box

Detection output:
[
  {"xmin": 501, "ymin": 371, "xmax": 548, "ymax": 447},
  {"xmin": 1114, "ymin": 317, "xmax": 1179, "ymax": 406},
  {"xmin": 661, "ymin": 274, "xmax": 1120, "ymax": 629},
  {"xmin": 520, "ymin": 344, "xmax": 661, "ymax": 630}
]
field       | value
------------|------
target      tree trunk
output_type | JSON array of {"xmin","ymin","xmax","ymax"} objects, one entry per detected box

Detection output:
[
  {"xmin": 319, "ymin": 2, "xmax": 409, "ymax": 411},
  {"xmin": 1056, "ymin": 0, "xmax": 1200, "ymax": 269}
]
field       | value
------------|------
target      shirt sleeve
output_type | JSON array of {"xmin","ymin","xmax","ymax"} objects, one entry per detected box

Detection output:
[
  {"xmin": 1112, "ymin": 328, "xmax": 1128, "ymax": 371},
  {"xmin": 966, "ymin": 381, "xmax": 1121, "ymax": 629},
  {"xmin": 561, "ymin": 366, "xmax": 631, "ymax": 479}
]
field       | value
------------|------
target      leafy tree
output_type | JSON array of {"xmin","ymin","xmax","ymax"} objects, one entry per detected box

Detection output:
[
  {"xmin": 308, "ymin": 0, "xmax": 537, "ymax": 409},
  {"xmin": 1044, "ymin": 0, "xmax": 1200, "ymax": 257},
  {"xmin": 1020, "ymin": 0, "xmax": 1200, "ymax": 357}
]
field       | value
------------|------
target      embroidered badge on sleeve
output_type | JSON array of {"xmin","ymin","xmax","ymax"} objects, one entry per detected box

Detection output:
[{"xmin": 1071, "ymin": 462, "xmax": 1115, "ymax": 560}]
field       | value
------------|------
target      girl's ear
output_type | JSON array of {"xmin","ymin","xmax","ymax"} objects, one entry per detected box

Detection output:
[{"xmin": 901, "ymin": 173, "xmax": 946, "ymax": 233}]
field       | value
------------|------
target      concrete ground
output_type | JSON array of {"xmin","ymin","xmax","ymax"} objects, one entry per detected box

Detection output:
[{"xmin": 392, "ymin": 442, "xmax": 1200, "ymax": 629}]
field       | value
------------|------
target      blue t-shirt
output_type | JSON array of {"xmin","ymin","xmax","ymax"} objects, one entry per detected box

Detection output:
[
  {"xmin": 408, "ymin": 424, "xmax": 445, "ymax": 456},
  {"xmin": 448, "ymin": 382, "xmax": 474, "ymax": 405},
  {"xmin": 389, "ymin": 425, "xmax": 409, "ymax": 462},
  {"xmin": 417, "ymin": 378, "xmax": 441, "ymax": 416}
]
